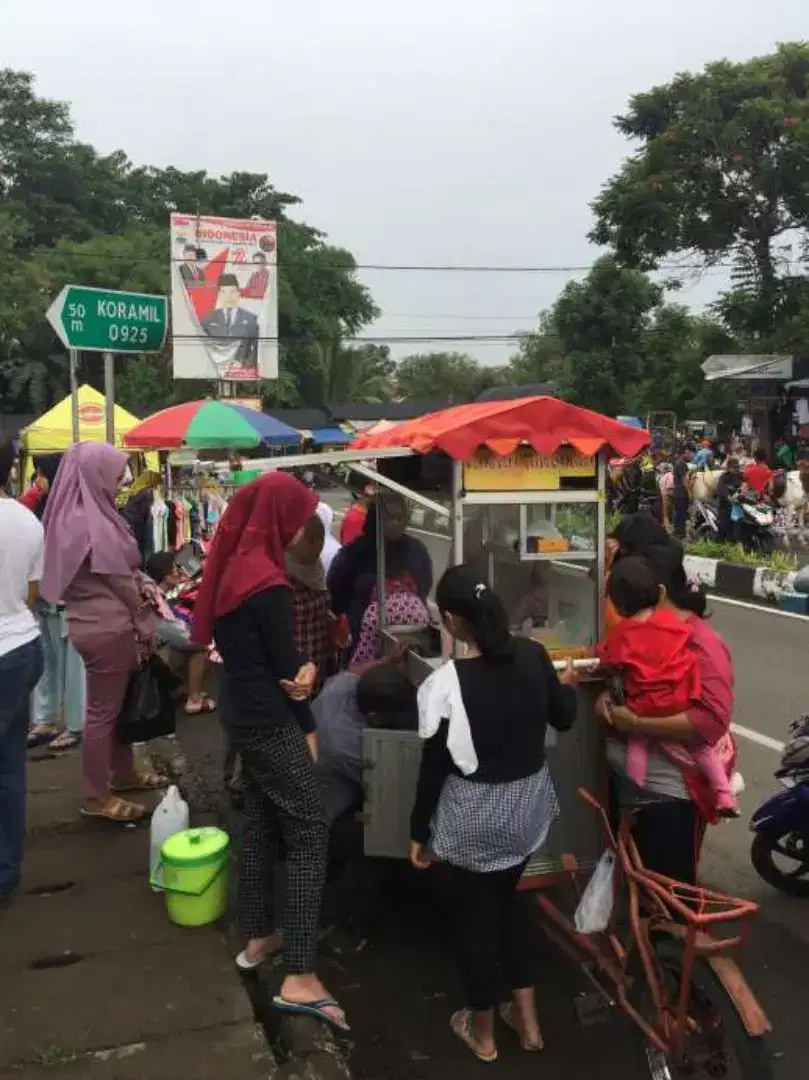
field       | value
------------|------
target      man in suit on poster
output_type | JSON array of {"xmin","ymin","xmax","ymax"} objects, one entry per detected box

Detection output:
[
  {"xmin": 201, "ymin": 273, "xmax": 259, "ymax": 375},
  {"xmin": 178, "ymin": 245, "xmax": 207, "ymax": 287}
]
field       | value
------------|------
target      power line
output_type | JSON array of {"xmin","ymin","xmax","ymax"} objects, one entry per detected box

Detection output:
[
  {"xmin": 171, "ymin": 333, "xmax": 529, "ymax": 345},
  {"xmin": 24, "ymin": 249, "xmax": 737, "ymax": 274}
]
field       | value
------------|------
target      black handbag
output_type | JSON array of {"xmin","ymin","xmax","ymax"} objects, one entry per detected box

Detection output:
[{"xmin": 116, "ymin": 654, "xmax": 181, "ymax": 745}]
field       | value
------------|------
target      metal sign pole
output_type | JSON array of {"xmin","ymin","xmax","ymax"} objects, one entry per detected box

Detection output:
[
  {"xmin": 69, "ymin": 349, "xmax": 80, "ymax": 443},
  {"xmin": 104, "ymin": 352, "xmax": 115, "ymax": 445}
]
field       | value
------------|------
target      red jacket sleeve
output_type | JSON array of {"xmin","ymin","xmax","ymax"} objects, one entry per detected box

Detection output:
[
  {"xmin": 19, "ymin": 487, "xmax": 42, "ymax": 513},
  {"xmin": 596, "ymin": 624, "xmax": 625, "ymax": 667}
]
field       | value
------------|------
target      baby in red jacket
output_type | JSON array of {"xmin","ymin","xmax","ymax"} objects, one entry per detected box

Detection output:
[{"xmin": 598, "ymin": 556, "xmax": 737, "ymax": 817}]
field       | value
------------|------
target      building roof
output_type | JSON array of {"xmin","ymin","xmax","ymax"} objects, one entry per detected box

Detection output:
[
  {"xmin": 263, "ymin": 408, "xmax": 332, "ymax": 431},
  {"xmin": 328, "ymin": 401, "xmax": 448, "ymax": 423}
]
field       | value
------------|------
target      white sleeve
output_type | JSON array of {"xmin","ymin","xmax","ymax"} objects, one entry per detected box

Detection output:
[{"xmin": 417, "ymin": 662, "xmax": 478, "ymax": 776}]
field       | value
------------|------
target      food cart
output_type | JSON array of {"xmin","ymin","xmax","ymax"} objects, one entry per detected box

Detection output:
[
  {"xmin": 248, "ymin": 396, "xmax": 649, "ymax": 884},
  {"xmin": 345, "ymin": 396, "xmax": 649, "ymax": 884}
]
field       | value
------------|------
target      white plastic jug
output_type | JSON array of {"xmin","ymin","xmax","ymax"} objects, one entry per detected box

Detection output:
[{"xmin": 150, "ymin": 785, "xmax": 189, "ymax": 892}]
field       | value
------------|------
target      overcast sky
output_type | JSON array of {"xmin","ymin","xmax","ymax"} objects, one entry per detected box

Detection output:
[{"xmin": 4, "ymin": 1, "xmax": 807, "ymax": 363}]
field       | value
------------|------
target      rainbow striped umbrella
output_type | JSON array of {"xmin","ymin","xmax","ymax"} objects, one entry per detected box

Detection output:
[{"xmin": 122, "ymin": 400, "xmax": 302, "ymax": 450}]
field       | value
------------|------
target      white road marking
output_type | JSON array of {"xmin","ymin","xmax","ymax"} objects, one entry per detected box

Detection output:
[
  {"xmin": 731, "ymin": 724, "xmax": 785, "ymax": 754},
  {"xmin": 709, "ymin": 593, "xmax": 809, "ymax": 621}
]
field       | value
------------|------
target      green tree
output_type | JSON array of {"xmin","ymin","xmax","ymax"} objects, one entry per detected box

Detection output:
[
  {"xmin": 635, "ymin": 306, "xmax": 740, "ymax": 424},
  {"xmin": 508, "ymin": 315, "xmax": 565, "ymax": 385},
  {"xmin": 591, "ymin": 42, "xmax": 809, "ymax": 339},
  {"xmin": 395, "ymin": 351, "xmax": 505, "ymax": 402},
  {"xmin": 547, "ymin": 257, "xmax": 662, "ymax": 414}
]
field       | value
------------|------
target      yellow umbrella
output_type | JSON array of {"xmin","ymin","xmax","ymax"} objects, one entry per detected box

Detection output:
[{"xmin": 21, "ymin": 385, "xmax": 159, "ymax": 470}]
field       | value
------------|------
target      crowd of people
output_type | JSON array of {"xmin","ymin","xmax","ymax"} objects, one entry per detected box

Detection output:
[
  {"xmin": 0, "ymin": 437, "xmax": 740, "ymax": 1061},
  {"xmin": 612, "ymin": 429, "xmax": 809, "ymax": 545}
]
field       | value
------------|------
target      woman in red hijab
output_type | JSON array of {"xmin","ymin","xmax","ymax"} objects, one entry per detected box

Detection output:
[{"xmin": 192, "ymin": 473, "xmax": 349, "ymax": 1033}]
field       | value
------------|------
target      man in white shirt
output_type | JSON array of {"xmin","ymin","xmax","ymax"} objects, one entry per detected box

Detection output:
[{"xmin": 0, "ymin": 441, "xmax": 45, "ymax": 905}]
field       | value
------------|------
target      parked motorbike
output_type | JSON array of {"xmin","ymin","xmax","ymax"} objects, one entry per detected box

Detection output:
[
  {"xmin": 733, "ymin": 492, "xmax": 776, "ymax": 554},
  {"xmin": 690, "ymin": 498, "xmax": 721, "ymax": 542},
  {"xmin": 750, "ymin": 715, "xmax": 809, "ymax": 896}
]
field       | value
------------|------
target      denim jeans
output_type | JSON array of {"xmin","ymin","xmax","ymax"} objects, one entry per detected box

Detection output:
[
  {"xmin": 32, "ymin": 604, "xmax": 86, "ymax": 735},
  {"xmin": 0, "ymin": 637, "xmax": 45, "ymax": 895}
]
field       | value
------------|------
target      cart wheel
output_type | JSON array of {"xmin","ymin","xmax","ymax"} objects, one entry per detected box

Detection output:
[{"xmin": 630, "ymin": 937, "xmax": 775, "ymax": 1080}]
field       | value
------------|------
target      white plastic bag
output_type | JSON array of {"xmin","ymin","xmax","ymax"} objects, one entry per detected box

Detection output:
[
  {"xmin": 574, "ymin": 850, "xmax": 616, "ymax": 934},
  {"xmin": 150, "ymin": 785, "xmax": 189, "ymax": 892}
]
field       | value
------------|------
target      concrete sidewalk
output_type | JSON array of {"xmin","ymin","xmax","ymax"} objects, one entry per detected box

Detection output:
[{"xmin": 0, "ymin": 743, "xmax": 272, "ymax": 1080}]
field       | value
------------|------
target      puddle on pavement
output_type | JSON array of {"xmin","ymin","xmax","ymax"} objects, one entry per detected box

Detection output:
[
  {"xmin": 30, "ymin": 951, "xmax": 84, "ymax": 971},
  {"xmin": 26, "ymin": 882, "xmax": 75, "ymax": 897}
]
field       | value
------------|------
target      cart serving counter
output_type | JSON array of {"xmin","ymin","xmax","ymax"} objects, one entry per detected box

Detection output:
[{"xmin": 347, "ymin": 396, "xmax": 650, "ymax": 886}]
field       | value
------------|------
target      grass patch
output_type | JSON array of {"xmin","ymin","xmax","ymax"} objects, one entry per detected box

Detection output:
[
  {"xmin": 685, "ymin": 538, "xmax": 798, "ymax": 572},
  {"xmin": 31, "ymin": 1046, "xmax": 82, "ymax": 1068}
]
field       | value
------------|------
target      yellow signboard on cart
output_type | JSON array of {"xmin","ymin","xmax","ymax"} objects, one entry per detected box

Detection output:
[{"xmin": 463, "ymin": 446, "xmax": 596, "ymax": 492}]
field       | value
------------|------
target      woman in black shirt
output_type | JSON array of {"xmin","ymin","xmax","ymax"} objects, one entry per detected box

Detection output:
[
  {"xmin": 410, "ymin": 564, "xmax": 578, "ymax": 1063},
  {"xmin": 190, "ymin": 473, "xmax": 348, "ymax": 1033}
]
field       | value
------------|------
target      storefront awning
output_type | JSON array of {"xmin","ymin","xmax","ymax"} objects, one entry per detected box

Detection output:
[{"xmin": 310, "ymin": 427, "xmax": 352, "ymax": 446}]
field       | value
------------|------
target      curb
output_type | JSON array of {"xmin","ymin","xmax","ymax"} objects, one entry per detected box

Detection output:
[{"xmin": 683, "ymin": 555, "xmax": 798, "ymax": 603}]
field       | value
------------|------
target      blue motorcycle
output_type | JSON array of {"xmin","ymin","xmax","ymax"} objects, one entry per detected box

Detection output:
[{"xmin": 750, "ymin": 716, "xmax": 809, "ymax": 896}]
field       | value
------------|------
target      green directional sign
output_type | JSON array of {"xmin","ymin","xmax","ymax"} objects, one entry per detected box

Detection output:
[{"xmin": 46, "ymin": 285, "xmax": 168, "ymax": 354}]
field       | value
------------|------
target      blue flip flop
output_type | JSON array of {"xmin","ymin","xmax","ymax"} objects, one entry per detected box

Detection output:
[{"xmin": 272, "ymin": 996, "xmax": 350, "ymax": 1033}]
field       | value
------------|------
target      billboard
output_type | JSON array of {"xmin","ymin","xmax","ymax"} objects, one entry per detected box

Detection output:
[{"xmin": 170, "ymin": 213, "xmax": 278, "ymax": 381}]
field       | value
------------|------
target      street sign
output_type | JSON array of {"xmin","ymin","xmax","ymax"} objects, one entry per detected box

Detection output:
[
  {"xmin": 46, "ymin": 285, "xmax": 168, "ymax": 354},
  {"xmin": 701, "ymin": 354, "xmax": 793, "ymax": 382}
]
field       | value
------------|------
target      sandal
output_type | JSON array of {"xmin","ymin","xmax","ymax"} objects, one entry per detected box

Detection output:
[
  {"xmin": 80, "ymin": 796, "xmax": 149, "ymax": 823},
  {"xmin": 110, "ymin": 772, "xmax": 167, "ymax": 794},
  {"xmin": 27, "ymin": 728, "xmax": 57, "ymax": 749},
  {"xmin": 499, "ymin": 1001, "xmax": 544, "ymax": 1051},
  {"xmin": 272, "ymin": 996, "xmax": 350, "ymax": 1034},
  {"xmin": 450, "ymin": 1009, "xmax": 498, "ymax": 1063},
  {"xmin": 235, "ymin": 933, "xmax": 283, "ymax": 972},
  {"xmin": 49, "ymin": 731, "xmax": 82, "ymax": 752},
  {"xmin": 184, "ymin": 696, "xmax": 216, "ymax": 715}
]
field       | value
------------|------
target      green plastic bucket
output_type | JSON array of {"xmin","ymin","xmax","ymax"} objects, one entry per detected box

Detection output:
[{"xmin": 152, "ymin": 827, "xmax": 230, "ymax": 928}]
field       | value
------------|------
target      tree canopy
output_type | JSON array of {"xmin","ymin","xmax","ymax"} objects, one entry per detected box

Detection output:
[{"xmin": 590, "ymin": 42, "xmax": 809, "ymax": 344}]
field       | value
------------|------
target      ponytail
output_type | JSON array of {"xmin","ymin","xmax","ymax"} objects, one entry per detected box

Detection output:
[
  {"xmin": 645, "ymin": 538, "xmax": 709, "ymax": 619},
  {"xmin": 435, "ymin": 564, "xmax": 517, "ymax": 664}
]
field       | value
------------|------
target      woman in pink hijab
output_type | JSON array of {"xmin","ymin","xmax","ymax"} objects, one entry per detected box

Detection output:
[{"xmin": 42, "ymin": 443, "xmax": 160, "ymax": 822}]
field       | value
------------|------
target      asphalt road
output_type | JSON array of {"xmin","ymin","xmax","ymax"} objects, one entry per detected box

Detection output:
[{"xmin": 322, "ymin": 497, "xmax": 806, "ymax": 1079}]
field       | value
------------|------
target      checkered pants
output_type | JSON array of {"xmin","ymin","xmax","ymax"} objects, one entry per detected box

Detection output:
[{"xmin": 231, "ymin": 723, "xmax": 328, "ymax": 975}]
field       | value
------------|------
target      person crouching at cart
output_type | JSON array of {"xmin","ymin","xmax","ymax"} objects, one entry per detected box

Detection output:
[
  {"xmin": 190, "ymin": 473, "xmax": 348, "ymax": 1034},
  {"xmin": 409, "ymin": 565, "xmax": 579, "ymax": 1063}
]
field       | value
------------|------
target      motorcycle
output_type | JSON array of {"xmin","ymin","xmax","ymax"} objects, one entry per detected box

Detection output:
[
  {"xmin": 733, "ymin": 491, "xmax": 776, "ymax": 554},
  {"xmin": 690, "ymin": 498, "xmax": 721, "ymax": 542},
  {"xmin": 750, "ymin": 715, "xmax": 809, "ymax": 896}
]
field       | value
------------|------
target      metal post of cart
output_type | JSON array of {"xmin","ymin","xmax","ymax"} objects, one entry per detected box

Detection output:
[
  {"xmin": 375, "ymin": 492, "xmax": 388, "ymax": 632},
  {"xmin": 450, "ymin": 459, "xmax": 464, "ymax": 566},
  {"xmin": 596, "ymin": 451, "xmax": 607, "ymax": 636}
]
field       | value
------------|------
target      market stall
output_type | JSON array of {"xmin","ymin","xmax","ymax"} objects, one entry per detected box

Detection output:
[
  {"xmin": 121, "ymin": 399, "xmax": 304, "ymax": 553},
  {"xmin": 19, "ymin": 384, "xmax": 160, "ymax": 472}
]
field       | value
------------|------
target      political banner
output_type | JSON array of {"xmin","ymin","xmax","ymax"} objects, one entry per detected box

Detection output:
[{"xmin": 170, "ymin": 213, "xmax": 278, "ymax": 381}]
